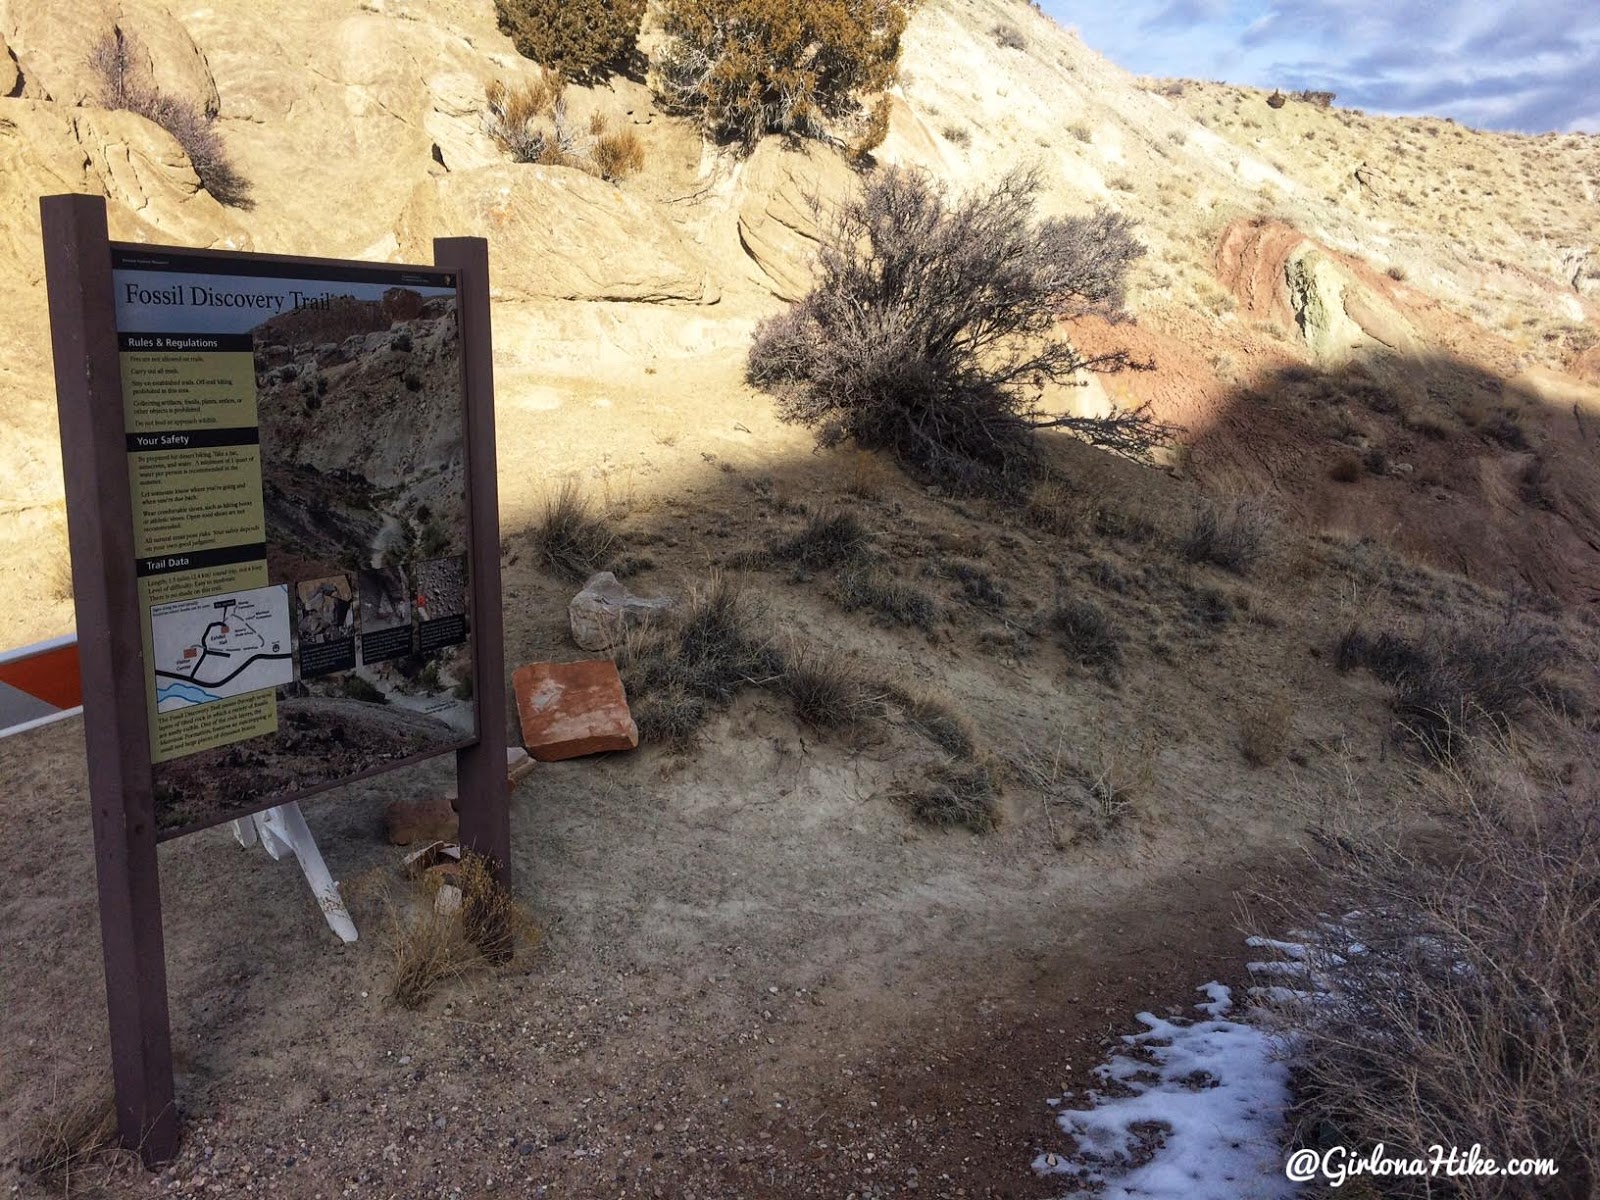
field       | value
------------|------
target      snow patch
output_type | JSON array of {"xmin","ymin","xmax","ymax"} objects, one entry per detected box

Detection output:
[{"xmin": 1033, "ymin": 982, "xmax": 1298, "ymax": 1199}]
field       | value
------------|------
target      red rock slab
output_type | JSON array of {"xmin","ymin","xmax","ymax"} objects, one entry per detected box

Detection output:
[{"xmin": 512, "ymin": 660, "xmax": 639, "ymax": 762}]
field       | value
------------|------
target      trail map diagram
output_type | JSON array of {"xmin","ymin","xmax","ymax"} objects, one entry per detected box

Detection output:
[{"xmin": 151, "ymin": 585, "xmax": 293, "ymax": 711}]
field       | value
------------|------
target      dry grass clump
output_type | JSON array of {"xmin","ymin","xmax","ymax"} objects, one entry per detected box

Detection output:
[
  {"xmin": 1268, "ymin": 754, "xmax": 1600, "ymax": 1195},
  {"xmin": 948, "ymin": 561, "xmax": 1007, "ymax": 612},
  {"xmin": 485, "ymin": 77, "xmax": 644, "ymax": 178},
  {"xmin": 530, "ymin": 480, "xmax": 616, "ymax": 582},
  {"xmin": 1337, "ymin": 607, "xmax": 1561, "ymax": 759},
  {"xmin": 89, "ymin": 30, "xmax": 251, "ymax": 207},
  {"xmin": 830, "ymin": 565, "xmax": 937, "ymax": 628},
  {"xmin": 592, "ymin": 125, "xmax": 646, "ymax": 179},
  {"xmin": 901, "ymin": 760, "xmax": 1001, "ymax": 833},
  {"xmin": 1050, "ymin": 595, "xmax": 1125, "ymax": 677},
  {"xmin": 766, "ymin": 511, "xmax": 873, "ymax": 569},
  {"xmin": 1179, "ymin": 496, "xmax": 1275, "ymax": 574},
  {"xmin": 782, "ymin": 647, "xmax": 885, "ymax": 731},
  {"xmin": 614, "ymin": 575, "xmax": 785, "ymax": 746},
  {"xmin": 1020, "ymin": 735, "xmax": 1149, "ymax": 838},
  {"xmin": 385, "ymin": 853, "xmax": 535, "ymax": 1009},
  {"xmin": 885, "ymin": 685, "xmax": 976, "ymax": 759},
  {"xmin": 15, "ymin": 1087, "xmax": 122, "ymax": 1195}
]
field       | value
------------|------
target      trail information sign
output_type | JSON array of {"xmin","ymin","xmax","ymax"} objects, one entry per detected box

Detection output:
[
  {"xmin": 42, "ymin": 195, "xmax": 510, "ymax": 1167},
  {"xmin": 110, "ymin": 249, "xmax": 478, "ymax": 831}
]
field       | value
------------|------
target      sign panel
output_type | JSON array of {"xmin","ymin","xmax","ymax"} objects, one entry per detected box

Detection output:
[{"xmin": 111, "ymin": 249, "xmax": 478, "ymax": 833}]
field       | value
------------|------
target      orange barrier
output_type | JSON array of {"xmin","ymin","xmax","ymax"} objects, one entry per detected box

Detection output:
[{"xmin": 0, "ymin": 635, "xmax": 83, "ymax": 736}]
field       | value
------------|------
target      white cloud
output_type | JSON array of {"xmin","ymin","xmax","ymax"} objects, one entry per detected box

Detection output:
[{"xmin": 1042, "ymin": 0, "xmax": 1600, "ymax": 132}]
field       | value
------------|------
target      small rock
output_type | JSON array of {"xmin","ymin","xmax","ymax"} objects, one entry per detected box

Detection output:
[
  {"xmin": 568, "ymin": 572, "xmax": 675, "ymax": 651},
  {"xmin": 435, "ymin": 883, "xmax": 463, "ymax": 916},
  {"xmin": 386, "ymin": 796, "xmax": 459, "ymax": 846},
  {"xmin": 506, "ymin": 746, "xmax": 536, "ymax": 787}
]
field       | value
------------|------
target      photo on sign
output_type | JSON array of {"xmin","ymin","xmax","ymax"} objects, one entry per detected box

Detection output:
[
  {"xmin": 295, "ymin": 573, "xmax": 357, "ymax": 678},
  {"xmin": 113, "ymin": 256, "xmax": 477, "ymax": 833},
  {"xmin": 357, "ymin": 565, "xmax": 414, "ymax": 665}
]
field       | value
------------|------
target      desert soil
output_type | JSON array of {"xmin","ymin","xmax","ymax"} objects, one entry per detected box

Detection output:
[{"xmin": 0, "ymin": 707, "xmax": 1316, "ymax": 1199}]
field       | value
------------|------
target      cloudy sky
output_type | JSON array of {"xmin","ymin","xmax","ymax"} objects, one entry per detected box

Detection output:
[{"xmin": 1040, "ymin": 0, "xmax": 1600, "ymax": 134}]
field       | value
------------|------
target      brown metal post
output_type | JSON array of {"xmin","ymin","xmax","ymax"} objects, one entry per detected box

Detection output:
[
  {"xmin": 41, "ymin": 194, "xmax": 179, "ymax": 1165},
  {"xmin": 433, "ymin": 237, "xmax": 512, "ymax": 890}
]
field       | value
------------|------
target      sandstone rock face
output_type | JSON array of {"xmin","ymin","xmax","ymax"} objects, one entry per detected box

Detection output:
[
  {"xmin": 0, "ymin": 0, "xmax": 220, "ymax": 111},
  {"xmin": 569, "ymin": 571, "xmax": 675, "ymax": 651},
  {"xmin": 513, "ymin": 660, "xmax": 639, "ymax": 762},
  {"xmin": 397, "ymin": 165, "xmax": 718, "ymax": 304},
  {"xmin": 0, "ymin": 32, "xmax": 19, "ymax": 97},
  {"xmin": 737, "ymin": 139, "xmax": 855, "ymax": 301}
]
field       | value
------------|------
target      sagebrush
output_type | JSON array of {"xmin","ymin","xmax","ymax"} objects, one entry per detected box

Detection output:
[{"xmin": 748, "ymin": 167, "xmax": 1173, "ymax": 494}]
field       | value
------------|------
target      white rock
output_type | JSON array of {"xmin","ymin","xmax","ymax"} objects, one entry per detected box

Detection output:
[{"xmin": 568, "ymin": 572, "xmax": 674, "ymax": 651}]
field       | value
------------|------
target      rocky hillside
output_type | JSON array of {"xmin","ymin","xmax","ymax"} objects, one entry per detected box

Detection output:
[{"xmin": 1, "ymin": 0, "xmax": 1598, "ymax": 641}]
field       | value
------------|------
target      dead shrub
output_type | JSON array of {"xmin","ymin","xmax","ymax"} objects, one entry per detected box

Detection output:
[
  {"xmin": 1328, "ymin": 451, "xmax": 1363, "ymax": 482},
  {"xmin": 493, "ymin": 0, "xmax": 643, "ymax": 79},
  {"xmin": 1179, "ymin": 496, "xmax": 1275, "ymax": 574},
  {"xmin": 484, "ymin": 73, "xmax": 567, "ymax": 162},
  {"xmin": 592, "ymin": 126, "xmax": 646, "ymax": 178},
  {"xmin": 901, "ymin": 759, "xmax": 1001, "ymax": 833},
  {"xmin": 1338, "ymin": 608, "xmax": 1560, "ymax": 760},
  {"xmin": 1268, "ymin": 757, "xmax": 1600, "ymax": 1196},
  {"xmin": 747, "ymin": 167, "xmax": 1174, "ymax": 496},
  {"xmin": 655, "ymin": 0, "xmax": 909, "ymax": 150},
  {"xmin": 1051, "ymin": 596, "xmax": 1125, "ymax": 677},
  {"xmin": 530, "ymin": 480, "xmax": 616, "ymax": 581},
  {"xmin": 89, "ymin": 29, "xmax": 251, "ymax": 207},
  {"xmin": 15, "ymin": 1086, "xmax": 122, "ymax": 1194},
  {"xmin": 991, "ymin": 22, "xmax": 1026, "ymax": 49}
]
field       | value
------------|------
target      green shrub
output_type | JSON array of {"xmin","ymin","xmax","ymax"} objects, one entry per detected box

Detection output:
[
  {"xmin": 493, "ymin": 0, "xmax": 644, "ymax": 80},
  {"xmin": 655, "ymin": 0, "xmax": 910, "ymax": 150}
]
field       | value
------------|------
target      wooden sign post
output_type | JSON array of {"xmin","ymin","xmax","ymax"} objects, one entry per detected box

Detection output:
[{"xmin": 41, "ymin": 194, "xmax": 510, "ymax": 1166}]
